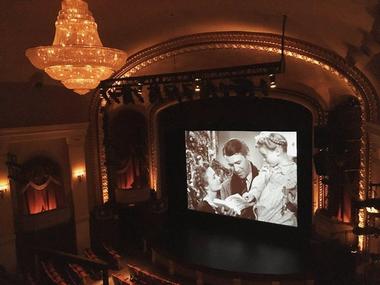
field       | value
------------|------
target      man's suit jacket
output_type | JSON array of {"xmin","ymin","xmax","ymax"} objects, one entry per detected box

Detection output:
[
  {"xmin": 219, "ymin": 162, "xmax": 259, "ymax": 219},
  {"xmin": 220, "ymin": 162, "xmax": 259, "ymax": 199}
]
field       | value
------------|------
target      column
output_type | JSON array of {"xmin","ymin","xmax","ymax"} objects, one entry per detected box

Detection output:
[
  {"xmin": 66, "ymin": 135, "xmax": 90, "ymax": 253},
  {"xmin": 367, "ymin": 125, "xmax": 380, "ymax": 253},
  {"xmin": 0, "ymin": 144, "xmax": 17, "ymax": 272}
]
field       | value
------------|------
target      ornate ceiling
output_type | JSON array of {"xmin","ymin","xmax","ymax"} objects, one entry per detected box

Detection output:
[{"xmin": 2, "ymin": 0, "xmax": 380, "ymax": 121}]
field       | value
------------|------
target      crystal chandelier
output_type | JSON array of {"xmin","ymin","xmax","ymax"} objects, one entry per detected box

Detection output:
[{"xmin": 25, "ymin": 0, "xmax": 127, "ymax": 95}]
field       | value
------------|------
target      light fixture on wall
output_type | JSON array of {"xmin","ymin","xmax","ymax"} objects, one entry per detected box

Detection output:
[
  {"xmin": 25, "ymin": 0, "xmax": 127, "ymax": 95},
  {"xmin": 73, "ymin": 169, "xmax": 86, "ymax": 182},
  {"xmin": 269, "ymin": 74, "xmax": 276, "ymax": 89},
  {"xmin": 0, "ymin": 183, "xmax": 9, "ymax": 199}
]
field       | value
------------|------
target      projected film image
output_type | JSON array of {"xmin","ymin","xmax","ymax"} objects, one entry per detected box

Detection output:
[{"xmin": 185, "ymin": 131, "xmax": 298, "ymax": 227}]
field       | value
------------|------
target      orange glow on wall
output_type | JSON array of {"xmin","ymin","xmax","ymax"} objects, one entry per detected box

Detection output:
[
  {"xmin": 0, "ymin": 182, "xmax": 9, "ymax": 199},
  {"xmin": 73, "ymin": 168, "xmax": 86, "ymax": 182},
  {"xmin": 26, "ymin": 188, "xmax": 57, "ymax": 214}
]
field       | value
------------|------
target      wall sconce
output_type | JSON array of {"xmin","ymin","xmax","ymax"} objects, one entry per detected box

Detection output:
[
  {"xmin": 194, "ymin": 78, "xmax": 201, "ymax": 92},
  {"xmin": 269, "ymin": 74, "xmax": 277, "ymax": 89},
  {"xmin": 0, "ymin": 183, "xmax": 9, "ymax": 199},
  {"xmin": 73, "ymin": 169, "xmax": 86, "ymax": 183}
]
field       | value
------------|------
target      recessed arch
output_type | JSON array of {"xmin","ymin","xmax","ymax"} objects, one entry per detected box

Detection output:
[{"xmin": 111, "ymin": 31, "xmax": 379, "ymax": 122}]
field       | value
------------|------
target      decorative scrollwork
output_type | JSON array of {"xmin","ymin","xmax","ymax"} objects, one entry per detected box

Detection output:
[{"xmin": 88, "ymin": 32, "xmax": 377, "ymax": 251}]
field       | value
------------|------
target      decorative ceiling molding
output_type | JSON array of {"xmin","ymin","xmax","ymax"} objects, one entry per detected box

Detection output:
[
  {"xmin": 0, "ymin": 123, "xmax": 88, "ymax": 144},
  {"xmin": 111, "ymin": 31, "xmax": 379, "ymax": 123}
]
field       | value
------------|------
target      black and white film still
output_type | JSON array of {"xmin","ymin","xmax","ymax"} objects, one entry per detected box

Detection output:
[{"xmin": 185, "ymin": 131, "xmax": 298, "ymax": 227}]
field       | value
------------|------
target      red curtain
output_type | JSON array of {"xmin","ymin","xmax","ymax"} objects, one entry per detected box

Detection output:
[
  {"xmin": 116, "ymin": 157, "xmax": 144, "ymax": 190},
  {"xmin": 23, "ymin": 177, "xmax": 63, "ymax": 215}
]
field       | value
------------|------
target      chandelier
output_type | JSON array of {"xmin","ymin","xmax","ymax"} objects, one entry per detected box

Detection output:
[{"xmin": 25, "ymin": 0, "xmax": 127, "ymax": 95}]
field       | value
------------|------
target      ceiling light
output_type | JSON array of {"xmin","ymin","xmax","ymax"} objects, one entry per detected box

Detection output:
[{"xmin": 25, "ymin": 0, "xmax": 127, "ymax": 95}]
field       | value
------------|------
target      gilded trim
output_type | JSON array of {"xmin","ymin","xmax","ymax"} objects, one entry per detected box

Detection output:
[{"xmin": 89, "ymin": 32, "xmax": 377, "ymax": 250}]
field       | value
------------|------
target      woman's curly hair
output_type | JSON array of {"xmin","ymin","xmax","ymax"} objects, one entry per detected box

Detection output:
[{"xmin": 193, "ymin": 165, "xmax": 208, "ymax": 191}]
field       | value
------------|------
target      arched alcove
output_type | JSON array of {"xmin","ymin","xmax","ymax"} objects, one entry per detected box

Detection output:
[
  {"xmin": 19, "ymin": 156, "xmax": 65, "ymax": 215},
  {"xmin": 106, "ymin": 107, "xmax": 150, "ymax": 204}
]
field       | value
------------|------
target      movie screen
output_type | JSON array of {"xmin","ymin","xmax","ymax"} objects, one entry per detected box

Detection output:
[{"xmin": 185, "ymin": 131, "xmax": 298, "ymax": 227}]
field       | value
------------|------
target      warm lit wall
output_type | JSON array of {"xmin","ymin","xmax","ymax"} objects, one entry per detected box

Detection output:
[
  {"xmin": 0, "ymin": 83, "xmax": 90, "ymax": 129},
  {"xmin": 0, "ymin": 145, "xmax": 16, "ymax": 272},
  {"xmin": 67, "ymin": 133, "xmax": 91, "ymax": 253},
  {"xmin": 0, "ymin": 123, "xmax": 90, "ymax": 271}
]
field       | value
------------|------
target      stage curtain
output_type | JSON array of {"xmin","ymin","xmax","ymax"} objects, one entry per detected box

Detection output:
[
  {"xmin": 22, "ymin": 176, "xmax": 64, "ymax": 215},
  {"xmin": 340, "ymin": 190, "xmax": 352, "ymax": 223},
  {"xmin": 117, "ymin": 157, "xmax": 145, "ymax": 190}
]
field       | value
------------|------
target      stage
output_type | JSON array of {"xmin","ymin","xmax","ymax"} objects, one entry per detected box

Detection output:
[
  {"xmin": 150, "ymin": 222, "xmax": 313, "ymax": 281},
  {"xmin": 119, "ymin": 202, "xmax": 358, "ymax": 284}
]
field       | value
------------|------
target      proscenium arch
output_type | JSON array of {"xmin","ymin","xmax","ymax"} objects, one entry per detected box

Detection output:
[
  {"xmin": 147, "ymin": 88, "xmax": 326, "ymax": 203},
  {"xmin": 90, "ymin": 32, "xmax": 378, "ymax": 219},
  {"xmin": 113, "ymin": 31, "xmax": 379, "ymax": 122}
]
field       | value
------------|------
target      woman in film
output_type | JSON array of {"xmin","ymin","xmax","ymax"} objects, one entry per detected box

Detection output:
[{"xmin": 188, "ymin": 160, "xmax": 230, "ymax": 213}]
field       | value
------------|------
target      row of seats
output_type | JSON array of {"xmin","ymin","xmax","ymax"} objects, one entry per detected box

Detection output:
[
  {"xmin": 25, "ymin": 244, "xmax": 122, "ymax": 285},
  {"xmin": 41, "ymin": 260, "xmax": 95, "ymax": 285},
  {"xmin": 84, "ymin": 243, "xmax": 122, "ymax": 270},
  {"xmin": 127, "ymin": 264, "xmax": 180, "ymax": 285},
  {"xmin": 41, "ymin": 261, "xmax": 69, "ymax": 285}
]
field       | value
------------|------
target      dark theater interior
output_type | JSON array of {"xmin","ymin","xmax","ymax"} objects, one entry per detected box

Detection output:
[{"xmin": 1, "ymin": 1, "xmax": 380, "ymax": 284}]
